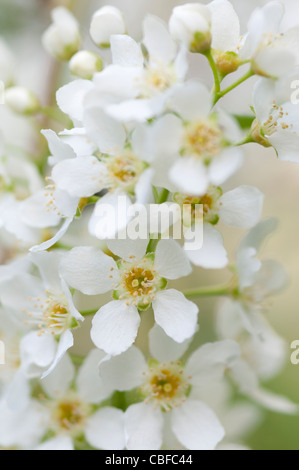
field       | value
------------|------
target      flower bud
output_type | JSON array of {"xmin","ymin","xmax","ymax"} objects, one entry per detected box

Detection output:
[
  {"xmin": 90, "ymin": 6, "xmax": 127, "ymax": 48},
  {"xmin": 5, "ymin": 87, "xmax": 40, "ymax": 115},
  {"xmin": 0, "ymin": 39, "xmax": 15, "ymax": 88},
  {"xmin": 69, "ymin": 51, "xmax": 104, "ymax": 80},
  {"xmin": 169, "ymin": 4, "xmax": 212, "ymax": 54},
  {"xmin": 213, "ymin": 51, "xmax": 241, "ymax": 76},
  {"xmin": 42, "ymin": 7, "xmax": 81, "ymax": 61}
]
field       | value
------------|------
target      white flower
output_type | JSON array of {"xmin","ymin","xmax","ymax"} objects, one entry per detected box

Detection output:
[
  {"xmin": 69, "ymin": 51, "xmax": 103, "ymax": 80},
  {"xmin": 169, "ymin": 3, "xmax": 212, "ymax": 53},
  {"xmin": 60, "ymin": 239, "xmax": 198, "ymax": 355},
  {"xmin": 0, "ymin": 251, "xmax": 83, "ymax": 378},
  {"xmin": 174, "ymin": 184, "xmax": 264, "ymax": 269},
  {"xmin": 240, "ymin": 1, "xmax": 299, "ymax": 77},
  {"xmin": 0, "ymin": 38, "xmax": 15, "ymax": 87},
  {"xmin": 59, "ymin": 15, "xmax": 188, "ymax": 123},
  {"xmin": 33, "ymin": 353, "xmax": 125, "ymax": 450},
  {"xmin": 252, "ymin": 75, "xmax": 299, "ymax": 162},
  {"xmin": 149, "ymin": 81, "xmax": 243, "ymax": 195},
  {"xmin": 42, "ymin": 7, "xmax": 81, "ymax": 61},
  {"xmin": 90, "ymin": 6, "xmax": 127, "ymax": 48},
  {"xmin": 99, "ymin": 326, "xmax": 241, "ymax": 450},
  {"xmin": 226, "ymin": 218, "xmax": 287, "ymax": 335},
  {"xmin": 5, "ymin": 87, "xmax": 40, "ymax": 115},
  {"xmin": 0, "ymin": 395, "xmax": 48, "ymax": 449}
]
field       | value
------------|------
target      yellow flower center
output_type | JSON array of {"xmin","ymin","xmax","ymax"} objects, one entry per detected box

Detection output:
[
  {"xmin": 142, "ymin": 361, "xmax": 191, "ymax": 411},
  {"xmin": 183, "ymin": 119, "xmax": 223, "ymax": 162},
  {"xmin": 51, "ymin": 395, "xmax": 91, "ymax": 435},
  {"xmin": 105, "ymin": 153, "xmax": 146, "ymax": 193},
  {"xmin": 115, "ymin": 257, "xmax": 166, "ymax": 309}
]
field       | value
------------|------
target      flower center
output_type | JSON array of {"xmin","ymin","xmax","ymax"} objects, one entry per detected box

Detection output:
[
  {"xmin": 104, "ymin": 153, "xmax": 146, "ymax": 193},
  {"xmin": 24, "ymin": 291, "xmax": 74, "ymax": 337},
  {"xmin": 174, "ymin": 187, "xmax": 222, "ymax": 226},
  {"xmin": 52, "ymin": 395, "xmax": 91, "ymax": 435},
  {"xmin": 262, "ymin": 101, "xmax": 294, "ymax": 137},
  {"xmin": 142, "ymin": 361, "xmax": 191, "ymax": 411},
  {"xmin": 141, "ymin": 64, "xmax": 176, "ymax": 98},
  {"xmin": 183, "ymin": 119, "xmax": 224, "ymax": 162},
  {"xmin": 115, "ymin": 256, "xmax": 166, "ymax": 309}
]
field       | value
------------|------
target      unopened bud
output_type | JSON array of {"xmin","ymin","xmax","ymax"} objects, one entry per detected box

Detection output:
[
  {"xmin": 90, "ymin": 6, "xmax": 127, "ymax": 48},
  {"xmin": 213, "ymin": 51, "xmax": 241, "ymax": 76},
  {"xmin": 5, "ymin": 87, "xmax": 40, "ymax": 115},
  {"xmin": 69, "ymin": 51, "xmax": 103, "ymax": 79},
  {"xmin": 169, "ymin": 4, "xmax": 212, "ymax": 54},
  {"xmin": 42, "ymin": 7, "xmax": 81, "ymax": 61}
]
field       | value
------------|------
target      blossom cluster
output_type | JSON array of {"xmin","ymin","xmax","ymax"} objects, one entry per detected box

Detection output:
[{"xmin": 0, "ymin": 0, "xmax": 298, "ymax": 450}]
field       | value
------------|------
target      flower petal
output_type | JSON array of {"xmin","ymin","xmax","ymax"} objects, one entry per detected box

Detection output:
[
  {"xmin": 219, "ymin": 185, "xmax": 264, "ymax": 229},
  {"xmin": 91, "ymin": 301, "xmax": 141, "ymax": 356},
  {"xmin": 125, "ymin": 403, "xmax": 164, "ymax": 450},
  {"xmin": 143, "ymin": 15, "xmax": 177, "ymax": 64},
  {"xmin": 57, "ymin": 79, "xmax": 94, "ymax": 121},
  {"xmin": 153, "ymin": 289, "xmax": 198, "ymax": 343},
  {"xmin": 149, "ymin": 324, "xmax": 192, "ymax": 362},
  {"xmin": 41, "ymin": 353, "xmax": 75, "ymax": 398},
  {"xmin": 86, "ymin": 407, "xmax": 125, "ymax": 450},
  {"xmin": 60, "ymin": 246, "xmax": 119, "ymax": 295},
  {"xmin": 171, "ymin": 400, "xmax": 225, "ymax": 450},
  {"xmin": 155, "ymin": 239, "xmax": 192, "ymax": 280},
  {"xmin": 76, "ymin": 349, "xmax": 112, "ymax": 404},
  {"xmin": 84, "ymin": 107, "xmax": 126, "ymax": 154},
  {"xmin": 99, "ymin": 346, "xmax": 146, "ymax": 391},
  {"xmin": 185, "ymin": 224, "xmax": 228, "ymax": 269}
]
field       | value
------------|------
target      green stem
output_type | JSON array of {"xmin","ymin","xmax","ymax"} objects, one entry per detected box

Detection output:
[
  {"xmin": 205, "ymin": 50, "xmax": 221, "ymax": 95},
  {"xmin": 147, "ymin": 187, "xmax": 170, "ymax": 253},
  {"xmin": 214, "ymin": 70, "xmax": 254, "ymax": 105},
  {"xmin": 80, "ymin": 309, "xmax": 98, "ymax": 317},
  {"xmin": 183, "ymin": 285, "xmax": 231, "ymax": 299},
  {"xmin": 146, "ymin": 236, "xmax": 161, "ymax": 254},
  {"xmin": 39, "ymin": 106, "xmax": 72, "ymax": 127},
  {"xmin": 70, "ymin": 354, "xmax": 85, "ymax": 366},
  {"xmin": 235, "ymin": 133, "xmax": 254, "ymax": 146}
]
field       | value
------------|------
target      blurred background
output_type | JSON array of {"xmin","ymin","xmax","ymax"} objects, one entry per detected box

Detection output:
[{"xmin": 1, "ymin": 0, "xmax": 299, "ymax": 450}]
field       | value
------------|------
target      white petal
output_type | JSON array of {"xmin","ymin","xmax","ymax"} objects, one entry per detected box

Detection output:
[
  {"xmin": 125, "ymin": 403, "xmax": 164, "ymax": 450},
  {"xmin": 52, "ymin": 156, "xmax": 107, "ymax": 198},
  {"xmin": 30, "ymin": 218, "xmax": 73, "ymax": 253},
  {"xmin": 35, "ymin": 436, "xmax": 74, "ymax": 451},
  {"xmin": 111, "ymin": 34, "xmax": 143, "ymax": 67},
  {"xmin": 269, "ymin": 130, "xmax": 299, "ymax": 163},
  {"xmin": 89, "ymin": 192, "xmax": 133, "ymax": 240},
  {"xmin": 219, "ymin": 186, "xmax": 264, "ymax": 229},
  {"xmin": 20, "ymin": 332, "xmax": 56, "ymax": 378},
  {"xmin": 84, "ymin": 107, "xmax": 126, "ymax": 154},
  {"xmin": 186, "ymin": 340, "xmax": 241, "ymax": 384},
  {"xmin": 209, "ymin": 147, "xmax": 243, "ymax": 186},
  {"xmin": 170, "ymin": 157, "xmax": 209, "ymax": 196},
  {"xmin": 41, "ymin": 129, "xmax": 76, "ymax": 166},
  {"xmin": 20, "ymin": 190, "xmax": 61, "ymax": 228},
  {"xmin": 86, "ymin": 407, "xmax": 125, "ymax": 450},
  {"xmin": 155, "ymin": 239, "xmax": 192, "ymax": 280},
  {"xmin": 249, "ymin": 388, "xmax": 299, "ymax": 415},
  {"xmin": 253, "ymin": 78, "xmax": 276, "ymax": 124},
  {"xmin": 185, "ymin": 224, "xmax": 228, "ymax": 269},
  {"xmin": 209, "ymin": 0, "xmax": 240, "ymax": 52},
  {"xmin": 91, "ymin": 301, "xmax": 140, "ymax": 356},
  {"xmin": 238, "ymin": 218, "xmax": 278, "ymax": 254},
  {"xmin": 143, "ymin": 15, "xmax": 176, "ymax": 64},
  {"xmin": 41, "ymin": 354, "xmax": 75, "ymax": 398},
  {"xmin": 99, "ymin": 346, "xmax": 146, "ymax": 391},
  {"xmin": 149, "ymin": 324, "xmax": 192, "ymax": 362},
  {"xmin": 107, "ymin": 237, "xmax": 148, "ymax": 262},
  {"xmin": 153, "ymin": 289, "xmax": 198, "ymax": 343},
  {"xmin": 76, "ymin": 349, "xmax": 112, "ymax": 404},
  {"xmin": 57, "ymin": 79, "xmax": 94, "ymax": 121},
  {"xmin": 60, "ymin": 246, "xmax": 119, "ymax": 295},
  {"xmin": 171, "ymin": 400, "xmax": 225, "ymax": 450},
  {"xmin": 41, "ymin": 329, "xmax": 74, "ymax": 379},
  {"xmin": 167, "ymin": 80, "xmax": 211, "ymax": 121}
]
